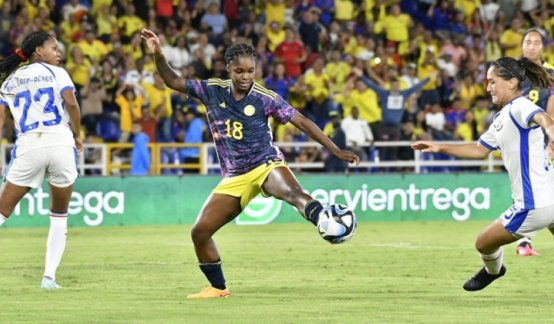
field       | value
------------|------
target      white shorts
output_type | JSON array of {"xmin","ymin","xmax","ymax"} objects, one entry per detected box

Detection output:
[
  {"xmin": 498, "ymin": 204, "xmax": 554, "ymax": 238},
  {"xmin": 4, "ymin": 146, "xmax": 78, "ymax": 188}
]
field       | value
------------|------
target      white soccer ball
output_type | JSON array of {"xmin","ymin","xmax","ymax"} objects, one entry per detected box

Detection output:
[{"xmin": 317, "ymin": 204, "xmax": 357, "ymax": 244}]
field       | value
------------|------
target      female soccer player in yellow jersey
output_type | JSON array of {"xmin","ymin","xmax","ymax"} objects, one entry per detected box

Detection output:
[{"xmin": 142, "ymin": 28, "xmax": 359, "ymax": 298}]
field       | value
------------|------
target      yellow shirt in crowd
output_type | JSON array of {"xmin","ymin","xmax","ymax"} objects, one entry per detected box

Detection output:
[
  {"xmin": 115, "ymin": 94, "xmax": 144, "ymax": 133},
  {"xmin": 143, "ymin": 84, "xmax": 174, "ymax": 118},
  {"xmin": 500, "ymin": 29, "xmax": 522, "ymax": 58},
  {"xmin": 305, "ymin": 72, "xmax": 330, "ymax": 104}
]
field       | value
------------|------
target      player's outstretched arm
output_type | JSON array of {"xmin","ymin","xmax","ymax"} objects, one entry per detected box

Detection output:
[
  {"xmin": 141, "ymin": 28, "xmax": 187, "ymax": 93},
  {"xmin": 412, "ymin": 140, "xmax": 490, "ymax": 159},
  {"xmin": 289, "ymin": 111, "xmax": 360, "ymax": 165}
]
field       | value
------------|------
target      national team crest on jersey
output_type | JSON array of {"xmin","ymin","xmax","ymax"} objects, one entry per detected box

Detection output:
[
  {"xmin": 243, "ymin": 105, "xmax": 255, "ymax": 116},
  {"xmin": 493, "ymin": 119, "xmax": 503, "ymax": 131}
]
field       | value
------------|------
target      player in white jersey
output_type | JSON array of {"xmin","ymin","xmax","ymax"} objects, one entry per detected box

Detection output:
[
  {"xmin": 0, "ymin": 31, "xmax": 82, "ymax": 289},
  {"xmin": 412, "ymin": 56, "xmax": 554, "ymax": 291},
  {"xmin": 514, "ymin": 28, "xmax": 554, "ymax": 256}
]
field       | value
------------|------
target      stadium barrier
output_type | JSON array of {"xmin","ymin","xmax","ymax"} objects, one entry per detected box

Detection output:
[
  {"xmin": 4, "ymin": 173, "xmax": 512, "ymax": 228},
  {"xmin": 1, "ymin": 141, "xmax": 505, "ymax": 176}
]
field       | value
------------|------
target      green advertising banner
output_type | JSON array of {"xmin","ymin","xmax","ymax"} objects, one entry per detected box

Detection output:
[{"xmin": 4, "ymin": 173, "xmax": 513, "ymax": 228}]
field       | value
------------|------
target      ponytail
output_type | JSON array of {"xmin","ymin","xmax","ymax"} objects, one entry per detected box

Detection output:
[
  {"xmin": 0, "ymin": 31, "xmax": 52, "ymax": 86},
  {"xmin": 491, "ymin": 56, "xmax": 554, "ymax": 90},
  {"xmin": 518, "ymin": 57, "xmax": 554, "ymax": 89}
]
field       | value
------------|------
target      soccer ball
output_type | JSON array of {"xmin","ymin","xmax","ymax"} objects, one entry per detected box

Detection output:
[{"xmin": 317, "ymin": 204, "xmax": 357, "ymax": 244}]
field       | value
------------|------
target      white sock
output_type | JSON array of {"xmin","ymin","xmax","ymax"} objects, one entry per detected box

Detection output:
[
  {"xmin": 481, "ymin": 247, "xmax": 504, "ymax": 275},
  {"xmin": 0, "ymin": 213, "xmax": 6, "ymax": 226},
  {"xmin": 517, "ymin": 237, "xmax": 531, "ymax": 245},
  {"xmin": 44, "ymin": 212, "xmax": 68, "ymax": 280}
]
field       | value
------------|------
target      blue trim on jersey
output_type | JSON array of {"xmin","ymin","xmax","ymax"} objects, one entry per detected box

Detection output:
[
  {"xmin": 526, "ymin": 108, "xmax": 543, "ymax": 127},
  {"xmin": 504, "ymin": 208, "xmax": 529, "ymax": 233},
  {"xmin": 38, "ymin": 62, "xmax": 56, "ymax": 79},
  {"xmin": 478, "ymin": 139, "xmax": 496, "ymax": 151},
  {"xmin": 509, "ymin": 110, "xmax": 535, "ymax": 209},
  {"xmin": 59, "ymin": 86, "xmax": 75, "ymax": 98}
]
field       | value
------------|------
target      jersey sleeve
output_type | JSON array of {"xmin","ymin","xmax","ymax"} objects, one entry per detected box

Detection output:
[
  {"xmin": 478, "ymin": 123, "xmax": 498, "ymax": 150},
  {"xmin": 266, "ymin": 94, "xmax": 296, "ymax": 124},
  {"xmin": 55, "ymin": 67, "xmax": 76, "ymax": 97},
  {"xmin": 184, "ymin": 79, "xmax": 208, "ymax": 103},
  {"xmin": 511, "ymin": 99, "xmax": 543, "ymax": 128},
  {"xmin": 0, "ymin": 91, "xmax": 7, "ymax": 107}
]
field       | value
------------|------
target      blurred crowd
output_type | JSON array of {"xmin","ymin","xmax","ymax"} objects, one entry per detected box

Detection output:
[{"xmin": 1, "ymin": 0, "xmax": 553, "ymax": 173}]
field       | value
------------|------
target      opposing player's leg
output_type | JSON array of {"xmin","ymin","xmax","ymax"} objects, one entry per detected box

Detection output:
[
  {"xmin": 262, "ymin": 166, "xmax": 323, "ymax": 225},
  {"xmin": 515, "ymin": 237, "xmax": 538, "ymax": 256},
  {"xmin": 0, "ymin": 181, "xmax": 31, "ymax": 225},
  {"xmin": 187, "ymin": 193, "xmax": 240, "ymax": 299},
  {"xmin": 42, "ymin": 183, "xmax": 73, "ymax": 289},
  {"xmin": 463, "ymin": 220, "xmax": 516, "ymax": 291}
]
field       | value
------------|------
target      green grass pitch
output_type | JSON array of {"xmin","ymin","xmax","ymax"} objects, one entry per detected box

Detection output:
[{"xmin": 1, "ymin": 221, "xmax": 553, "ymax": 323}]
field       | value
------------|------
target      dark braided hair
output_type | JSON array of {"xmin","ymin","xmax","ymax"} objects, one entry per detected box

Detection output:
[
  {"xmin": 224, "ymin": 43, "xmax": 256, "ymax": 66},
  {"xmin": 0, "ymin": 31, "xmax": 52, "ymax": 86},
  {"xmin": 491, "ymin": 57, "xmax": 554, "ymax": 90}
]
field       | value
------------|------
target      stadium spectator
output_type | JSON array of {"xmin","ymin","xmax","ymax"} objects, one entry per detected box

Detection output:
[
  {"xmin": 143, "ymin": 72, "xmax": 173, "ymax": 142},
  {"xmin": 341, "ymin": 106, "xmax": 373, "ymax": 162},
  {"xmin": 117, "ymin": 3, "xmax": 145, "ymax": 42},
  {"xmin": 361, "ymin": 70, "xmax": 431, "ymax": 161},
  {"xmin": 298, "ymin": 7, "xmax": 323, "ymax": 68},
  {"xmin": 265, "ymin": 21, "xmax": 285, "ymax": 52},
  {"xmin": 115, "ymin": 83, "xmax": 144, "ymax": 143},
  {"xmin": 81, "ymin": 76, "xmax": 107, "ymax": 135},
  {"xmin": 325, "ymin": 48, "xmax": 352, "ymax": 95},
  {"xmin": 62, "ymin": 0, "xmax": 88, "ymax": 22},
  {"xmin": 178, "ymin": 106, "xmax": 206, "ymax": 173},
  {"xmin": 264, "ymin": 62, "xmax": 295, "ymax": 101},
  {"xmin": 500, "ymin": 18, "xmax": 524, "ymax": 58},
  {"xmin": 265, "ymin": 0, "xmax": 286, "ymax": 28},
  {"xmin": 201, "ymin": 2, "xmax": 227, "ymax": 45},
  {"xmin": 130, "ymin": 122, "xmax": 151, "ymax": 176},
  {"xmin": 304, "ymin": 57, "xmax": 333, "ymax": 128},
  {"xmin": 77, "ymin": 26, "xmax": 108, "ymax": 63},
  {"xmin": 426, "ymin": 102, "xmax": 450, "ymax": 140},
  {"xmin": 274, "ymin": 25, "xmax": 307, "ymax": 78},
  {"xmin": 417, "ymin": 49, "xmax": 441, "ymax": 109}
]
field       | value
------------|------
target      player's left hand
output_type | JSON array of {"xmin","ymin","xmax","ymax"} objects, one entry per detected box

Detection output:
[{"xmin": 336, "ymin": 150, "xmax": 360, "ymax": 166}]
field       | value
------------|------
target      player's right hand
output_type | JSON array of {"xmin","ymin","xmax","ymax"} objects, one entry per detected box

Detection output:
[
  {"xmin": 141, "ymin": 28, "xmax": 161, "ymax": 54},
  {"xmin": 74, "ymin": 137, "xmax": 84, "ymax": 153},
  {"xmin": 336, "ymin": 150, "xmax": 360, "ymax": 166}
]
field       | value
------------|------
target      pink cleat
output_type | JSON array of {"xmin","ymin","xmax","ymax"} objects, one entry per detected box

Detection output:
[{"xmin": 516, "ymin": 242, "xmax": 539, "ymax": 256}]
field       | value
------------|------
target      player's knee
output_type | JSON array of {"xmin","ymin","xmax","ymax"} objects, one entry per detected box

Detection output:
[
  {"xmin": 475, "ymin": 237, "xmax": 494, "ymax": 254},
  {"xmin": 190, "ymin": 224, "xmax": 208, "ymax": 243}
]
